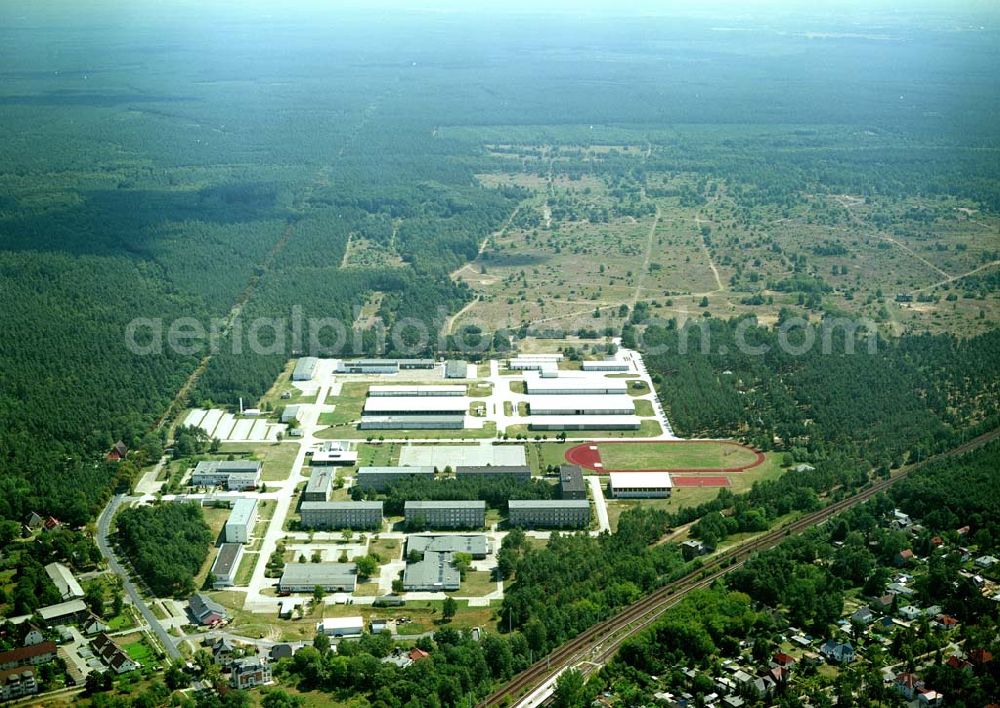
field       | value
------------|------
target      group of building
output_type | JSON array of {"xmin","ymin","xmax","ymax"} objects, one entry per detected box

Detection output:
[
  {"xmin": 512, "ymin": 355, "xmax": 642, "ymax": 431},
  {"xmin": 359, "ymin": 384, "xmax": 469, "ymax": 431}
]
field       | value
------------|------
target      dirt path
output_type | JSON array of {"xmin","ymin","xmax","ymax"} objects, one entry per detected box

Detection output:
[
  {"xmin": 631, "ymin": 206, "xmax": 661, "ymax": 309},
  {"xmin": 881, "ymin": 234, "xmax": 951, "ymax": 280},
  {"xmin": 694, "ymin": 213, "xmax": 724, "ymax": 292},
  {"xmin": 912, "ymin": 258, "xmax": 1000, "ymax": 293}
]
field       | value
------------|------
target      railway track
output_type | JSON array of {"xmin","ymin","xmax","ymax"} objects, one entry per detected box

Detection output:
[{"xmin": 480, "ymin": 427, "xmax": 1000, "ymax": 707}]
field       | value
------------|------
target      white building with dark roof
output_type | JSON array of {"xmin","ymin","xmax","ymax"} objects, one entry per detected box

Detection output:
[
  {"xmin": 278, "ymin": 563, "xmax": 357, "ymax": 593},
  {"xmin": 211, "ymin": 543, "xmax": 245, "ymax": 589},
  {"xmin": 225, "ymin": 498, "xmax": 258, "ymax": 544}
]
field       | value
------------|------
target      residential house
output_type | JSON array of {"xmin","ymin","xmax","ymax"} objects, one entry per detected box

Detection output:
[
  {"xmin": 887, "ymin": 582, "xmax": 915, "ymax": 597},
  {"xmin": 24, "ymin": 512, "xmax": 44, "ymax": 532},
  {"xmin": 819, "ymin": 639, "xmax": 854, "ymax": 664},
  {"xmin": 956, "ymin": 525, "xmax": 970, "ymax": 537},
  {"xmin": 42, "ymin": 516, "xmax": 62, "ymax": 533},
  {"xmin": 946, "ymin": 655, "xmax": 972, "ymax": 672},
  {"xmin": 895, "ymin": 549, "xmax": 915, "ymax": 567},
  {"xmin": 84, "ymin": 617, "xmax": 110, "ymax": 636},
  {"xmin": 968, "ymin": 648, "xmax": 993, "ymax": 667},
  {"xmin": 189, "ymin": 593, "xmax": 229, "ymax": 626},
  {"xmin": 870, "ymin": 594, "xmax": 895, "ymax": 613},
  {"xmin": 974, "ymin": 555, "xmax": 998, "ymax": 569},
  {"xmin": 212, "ymin": 637, "xmax": 236, "ymax": 666},
  {"xmin": 899, "ymin": 605, "xmax": 923, "ymax": 621},
  {"xmin": 895, "ymin": 672, "xmax": 924, "ymax": 700},
  {"xmin": 269, "ymin": 644, "xmax": 293, "ymax": 661},
  {"xmin": 892, "ymin": 510, "xmax": 912, "ymax": 528},
  {"xmin": 772, "ymin": 652, "xmax": 796, "ymax": 669},
  {"xmin": 681, "ymin": 540, "xmax": 708, "ymax": 560},
  {"xmin": 106, "ymin": 441, "xmax": 129, "ymax": 462},
  {"xmin": 408, "ymin": 647, "xmax": 430, "ymax": 663},
  {"xmin": 14, "ymin": 625, "xmax": 45, "ymax": 647},
  {"xmin": 230, "ymin": 657, "xmax": 272, "ymax": 689},
  {"xmin": 851, "ymin": 607, "xmax": 874, "ymax": 625},
  {"xmin": 917, "ymin": 689, "xmax": 944, "ymax": 706},
  {"xmin": 90, "ymin": 633, "xmax": 139, "ymax": 674}
]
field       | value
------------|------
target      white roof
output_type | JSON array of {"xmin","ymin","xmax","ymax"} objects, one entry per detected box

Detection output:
[
  {"xmin": 319, "ymin": 616, "xmax": 364, "ymax": 631},
  {"xmin": 313, "ymin": 450, "xmax": 358, "ymax": 463},
  {"xmin": 528, "ymin": 415, "xmax": 643, "ymax": 428},
  {"xmin": 44, "ymin": 562, "xmax": 84, "ymax": 600},
  {"xmin": 368, "ymin": 385, "xmax": 465, "ymax": 396},
  {"xmin": 228, "ymin": 498, "xmax": 258, "ymax": 526},
  {"xmin": 525, "ymin": 374, "xmax": 627, "ymax": 394},
  {"xmin": 511, "ymin": 353, "xmax": 563, "ymax": 361},
  {"xmin": 527, "ymin": 394, "xmax": 635, "ymax": 413},
  {"xmin": 609, "ymin": 471, "xmax": 673, "ymax": 488},
  {"xmin": 363, "ymin": 397, "xmax": 468, "ymax": 413}
]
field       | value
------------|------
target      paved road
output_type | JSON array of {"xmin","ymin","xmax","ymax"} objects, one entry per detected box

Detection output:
[{"xmin": 96, "ymin": 494, "xmax": 181, "ymax": 660}]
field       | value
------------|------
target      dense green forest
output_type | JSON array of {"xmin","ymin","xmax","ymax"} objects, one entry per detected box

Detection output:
[
  {"xmin": 114, "ymin": 503, "xmax": 213, "ymax": 597},
  {"xmin": 640, "ymin": 318, "xmax": 1000, "ymax": 464}
]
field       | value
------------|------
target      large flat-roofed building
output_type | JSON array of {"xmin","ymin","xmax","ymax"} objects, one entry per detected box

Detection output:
[
  {"xmin": 37, "ymin": 599, "xmax": 87, "ymax": 626},
  {"xmin": 44, "ymin": 562, "xmax": 84, "ymax": 601},
  {"xmin": 211, "ymin": 543, "xmax": 244, "ymax": 589},
  {"xmin": 608, "ymin": 471, "xmax": 672, "ymax": 498},
  {"xmin": 524, "ymin": 373, "xmax": 628, "ymax": 396},
  {"xmin": 368, "ymin": 385, "xmax": 465, "ymax": 397},
  {"xmin": 455, "ymin": 465, "xmax": 531, "ymax": 482},
  {"xmin": 363, "ymin": 397, "xmax": 467, "ymax": 416},
  {"xmin": 529, "ymin": 416, "xmax": 642, "ymax": 431},
  {"xmin": 292, "ymin": 357, "xmax": 318, "ymax": 381},
  {"xmin": 444, "ymin": 360, "xmax": 468, "ymax": 379},
  {"xmin": 190, "ymin": 461, "xmax": 262, "ymax": 490},
  {"xmin": 403, "ymin": 551, "xmax": 460, "ymax": 591},
  {"xmin": 527, "ymin": 395, "xmax": 635, "ymax": 416},
  {"xmin": 355, "ymin": 466, "xmax": 435, "ymax": 491},
  {"xmin": 317, "ymin": 616, "xmax": 364, "ymax": 638},
  {"xmin": 302, "ymin": 469, "xmax": 333, "ymax": 502},
  {"xmin": 0, "ymin": 665, "xmax": 38, "ymax": 702},
  {"xmin": 336, "ymin": 359, "xmax": 399, "ymax": 374},
  {"xmin": 405, "ymin": 501, "xmax": 485, "ymax": 529},
  {"xmin": 225, "ymin": 498, "xmax": 258, "ymax": 543},
  {"xmin": 311, "ymin": 441, "xmax": 357, "ymax": 466},
  {"xmin": 335, "ymin": 359, "xmax": 435, "ymax": 374},
  {"xmin": 508, "ymin": 357, "xmax": 561, "ymax": 372},
  {"xmin": 508, "ymin": 500, "xmax": 591, "ymax": 528},
  {"xmin": 278, "ymin": 563, "xmax": 357, "ymax": 593},
  {"xmin": 559, "ymin": 465, "xmax": 587, "ymax": 500},
  {"xmin": 581, "ymin": 359, "xmax": 631, "ymax": 372},
  {"xmin": 359, "ymin": 415, "xmax": 465, "ymax": 430},
  {"xmin": 407, "ymin": 535, "xmax": 489, "ymax": 559},
  {"xmin": 300, "ymin": 501, "xmax": 383, "ymax": 530}
]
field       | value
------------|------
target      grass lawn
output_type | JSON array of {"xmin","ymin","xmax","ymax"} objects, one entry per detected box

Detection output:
[
  {"xmin": 370, "ymin": 537, "xmax": 401, "ymax": 561},
  {"xmin": 509, "ymin": 381, "xmax": 526, "ymax": 394},
  {"xmin": 323, "ymin": 382, "xmax": 369, "ymax": 426},
  {"xmin": 107, "ymin": 610, "xmax": 138, "ymax": 632},
  {"xmin": 355, "ymin": 582, "xmax": 381, "ymax": 596},
  {"xmin": 449, "ymin": 571, "xmax": 496, "ymax": 597},
  {"xmin": 356, "ymin": 443, "xmax": 401, "ymax": 466},
  {"xmin": 218, "ymin": 441, "xmax": 299, "ymax": 481},
  {"xmin": 123, "ymin": 636, "xmax": 157, "ymax": 665},
  {"xmin": 468, "ymin": 382, "xmax": 493, "ymax": 398},
  {"xmin": 201, "ymin": 507, "xmax": 231, "ymax": 546},
  {"xmin": 525, "ymin": 441, "xmax": 573, "ymax": 472},
  {"xmin": 235, "ymin": 553, "xmax": 259, "ymax": 586},
  {"xmin": 598, "ymin": 440, "xmax": 760, "ymax": 471},
  {"xmin": 633, "ymin": 399, "xmax": 655, "ymax": 416},
  {"xmin": 625, "ymin": 380, "xmax": 650, "ymax": 395}
]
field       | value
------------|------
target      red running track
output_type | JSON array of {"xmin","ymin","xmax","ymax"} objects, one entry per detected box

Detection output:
[{"xmin": 564, "ymin": 440, "xmax": 765, "ymax": 474}]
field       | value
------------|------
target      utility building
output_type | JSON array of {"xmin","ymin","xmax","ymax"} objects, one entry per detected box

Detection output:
[
  {"xmin": 558, "ymin": 465, "xmax": 587, "ymax": 500},
  {"xmin": 455, "ymin": 465, "xmax": 531, "ymax": 483},
  {"xmin": 407, "ymin": 535, "xmax": 489, "ymax": 559},
  {"xmin": 355, "ymin": 466, "xmax": 435, "ymax": 491},
  {"xmin": 225, "ymin": 498, "xmax": 258, "ymax": 543},
  {"xmin": 404, "ymin": 501, "xmax": 485, "ymax": 529},
  {"xmin": 608, "ymin": 471, "xmax": 672, "ymax": 498},
  {"xmin": 278, "ymin": 563, "xmax": 357, "ymax": 593},
  {"xmin": 403, "ymin": 551, "xmax": 460, "ymax": 591},
  {"xmin": 190, "ymin": 461, "xmax": 261, "ymax": 490},
  {"xmin": 363, "ymin": 397, "xmax": 467, "ymax": 416},
  {"xmin": 508, "ymin": 500, "xmax": 591, "ymax": 529},
  {"xmin": 210, "ymin": 543, "xmax": 244, "ymax": 589},
  {"xmin": 302, "ymin": 469, "xmax": 333, "ymax": 502},
  {"xmin": 444, "ymin": 360, "xmax": 468, "ymax": 379},
  {"xmin": 359, "ymin": 415, "xmax": 464, "ymax": 430},
  {"xmin": 581, "ymin": 360, "xmax": 631, "ymax": 372},
  {"xmin": 300, "ymin": 501, "xmax": 383, "ymax": 530},
  {"xmin": 292, "ymin": 357, "xmax": 318, "ymax": 381}
]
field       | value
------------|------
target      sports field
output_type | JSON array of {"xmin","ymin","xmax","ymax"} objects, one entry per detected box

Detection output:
[{"xmin": 566, "ymin": 440, "xmax": 764, "ymax": 473}]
